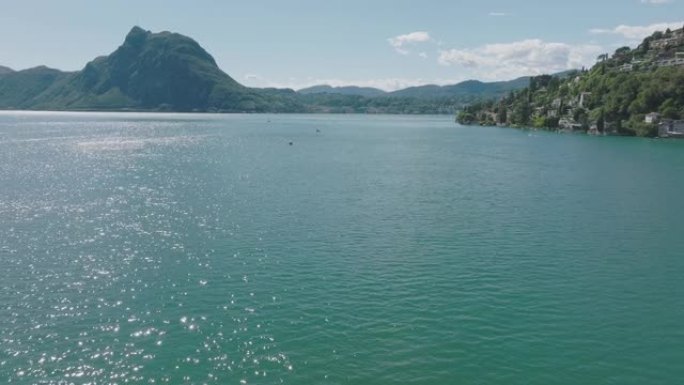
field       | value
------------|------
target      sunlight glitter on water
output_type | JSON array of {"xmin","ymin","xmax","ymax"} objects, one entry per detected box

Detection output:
[{"xmin": 1, "ymin": 112, "xmax": 684, "ymax": 384}]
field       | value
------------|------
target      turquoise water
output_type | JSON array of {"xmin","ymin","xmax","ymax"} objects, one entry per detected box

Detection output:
[{"xmin": 1, "ymin": 112, "xmax": 683, "ymax": 385}]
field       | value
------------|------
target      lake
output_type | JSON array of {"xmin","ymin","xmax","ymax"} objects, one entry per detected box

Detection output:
[{"xmin": 1, "ymin": 112, "xmax": 683, "ymax": 385}]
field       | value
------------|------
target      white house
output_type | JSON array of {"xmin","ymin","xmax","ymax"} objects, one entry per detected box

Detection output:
[{"xmin": 645, "ymin": 112, "xmax": 661, "ymax": 124}]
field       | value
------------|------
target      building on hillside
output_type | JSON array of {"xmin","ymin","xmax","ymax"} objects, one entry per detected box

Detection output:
[
  {"xmin": 645, "ymin": 112, "xmax": 661, "ymax": 124},
  {"xmin": 619, "ymin": 59, "xmax": 648, "ymax": 72},
  {"xmin": 658, "ymin": 119, "xmax": 684, "ymax": 138},
  {"xmin": 558, "ymin": 118, "xmax": 583, "ymax": 131},
  {"xmin": 588, "ymin": 123, "xmax": 601, "ymax": 136},
  {"xmin": 651, "ymin": 28, "xmax": 684, "ymax": 49},
  {"xmin": 655, "ymin": 57, "xmax": 684, "ymax": 67}
]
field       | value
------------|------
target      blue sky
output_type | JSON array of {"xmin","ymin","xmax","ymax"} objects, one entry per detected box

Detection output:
[{"xmin": 1, "ymin": 0, "xmax": 682, "ymax": 90}]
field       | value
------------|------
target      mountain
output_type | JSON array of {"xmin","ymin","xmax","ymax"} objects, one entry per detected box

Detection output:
[
  {"xmin": 298, "ymin": 85, "xmax": 386, "ymax": 97},
  {"xmin": 388, "ymin": 77, "xmax": 530, "ymax": 99},
  {"xmin": 0, "ymin": 27, "xmax": 302, "ymax": 112},
  {"xmin": 0, "ymin": 66, "xmax": 71, "ymax": 108},
  {"xmin": 28, "ymin": 26, "xmax": 303, "ymax": 112},
  {"xmin": 298, "ymin": 78, "xmax": 530, "ymax": 100},
  {"xmin": 0, "ymin": 65, "xmax": 14, "ymax": 75},
  {"xmin": 0, "ymin": 26, "xmax": 536, "ymax": 114},
  {"xmin": 456, "ymin": 27, "xmax": 684, "ymax": 137},
  {"xmin": 294, "ymin": 78, "xmax": 532, "ymax": 113}
]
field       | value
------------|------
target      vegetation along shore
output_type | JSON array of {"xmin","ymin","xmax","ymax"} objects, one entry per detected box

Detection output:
[{"xmin": 457, "ymin": 26, "xmax": 684, "ymax": 138}]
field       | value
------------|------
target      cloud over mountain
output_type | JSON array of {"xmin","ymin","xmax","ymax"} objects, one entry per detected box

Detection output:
[
  {"xmin": 438, "ymin": 39, "xmax": 600, "ymax": 80},
  {"xmin": 590, "ymin": 21, "xmax": 683, "ymax": 39}
]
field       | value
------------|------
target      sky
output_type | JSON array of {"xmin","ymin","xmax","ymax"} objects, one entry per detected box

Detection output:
[{"xmin": 0, "ymin": 0, "xmax": 683, "ymax": 91}]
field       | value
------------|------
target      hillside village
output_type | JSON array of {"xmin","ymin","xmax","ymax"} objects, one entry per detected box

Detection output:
[{"xmin": 457, "ymin": 26, "xmax": 684, "ymax": 137}]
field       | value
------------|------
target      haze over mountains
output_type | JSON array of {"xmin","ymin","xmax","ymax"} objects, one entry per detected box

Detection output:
[
  {"xmin": 297, "ymin": 85, "xmax": 387, "ymax": 98},
  {"xmin": 296, "ymin": 77, "xmax": 533, "ymax": 100},
  {"xmin": 0, "ymin": 26, "xmax": 532, "ymax": 113}
]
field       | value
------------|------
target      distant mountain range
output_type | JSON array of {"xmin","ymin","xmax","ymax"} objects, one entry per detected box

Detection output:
[
  {"xmin": 297, "ymin": 77, "xmax": 532, "ymax": 100},
  {"xmin": 298, "ymin": 85, "xmax": 386, "ymax": 98},
  {"xmin": 387, "ymin": 78, "xmax": 531, "ymax": 99},
  {"xmin": 0, "ymin": 26, "xmax": 534, "ymax": 113},
  {"xmin": 0, "ymin": 65, "xmax": 14, "ymax": 75}
]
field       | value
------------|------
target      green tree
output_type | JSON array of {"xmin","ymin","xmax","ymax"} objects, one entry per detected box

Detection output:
[
  {"xmin": 497, "ymin": 102, "xmax": 507, "ymax": 124},
  {"xmin": 659, "ymin": 98, "xmax": 680, "ymax": 119},
  {"xmin": 597, "ymin": 109, "xmax": 605, "ymax": 132}
]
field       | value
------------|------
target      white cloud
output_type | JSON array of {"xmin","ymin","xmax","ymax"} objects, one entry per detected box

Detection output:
[
  {"xmin": 590, "ymin": 21, "xmax": 683, "ymax": 39},
  {"xmin": 418, "ymin": 52, "xmax": 428, "ymax": 59},
  {"xmin": 640, "ymin": 0, "xmax": 673, "ymax": 4},
  {"xmin": 489, "ymin": 12, "xmax": 507, "ymax": 16},
  {"xmin": 438, "ymin": 39, "xmax": 601, "ymax": 80},
  {"xmin": 388, "ymin": 31, "xmax": 431, "ymax": 55}
]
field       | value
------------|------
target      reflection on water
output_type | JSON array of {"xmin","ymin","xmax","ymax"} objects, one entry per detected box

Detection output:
[{"xmin": 1, "ymin": 112, "xmax": 684, "ymax": 384}]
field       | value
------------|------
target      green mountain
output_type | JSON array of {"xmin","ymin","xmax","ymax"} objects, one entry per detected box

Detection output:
[
  {"xmin": 30, "ymin": 27, "xmax": 303, "ymax": 112},
  {"xmin": 0, "ymin": 66, "xmax": 71, "ymax": 108},
  {"xmin": 297, "ymin": 78, "xmax": 532, "ymax": 100},
  {"xmin": 297, "ymin": 85, "xmax": 386, "ymax": 97},
  {"xmin": 388, "ymin": 77, "xmax": 530, "ymax": 99},
  {"xmin": 457, "ymin": 27, "xmax": 684, "ymax": 137},
  {"xmin": 0, "ymin": 26, "xmax": 533, "ymax": 114},
  {"xmin": 0, "ymin": 66, "xmax": 14, "ymax": 75},
  {"xmin": 0, "ymin": 27, "xmax": 303, "ymax": 112},
  {"xmin": 294, "ymin": 78, "xmax": 531, "ymax": 113}
]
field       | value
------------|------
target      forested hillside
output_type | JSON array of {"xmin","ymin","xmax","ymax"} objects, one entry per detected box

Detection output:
[{"xmin": 458, "ymin": 27, "xmax": 684, "ymax": 137}]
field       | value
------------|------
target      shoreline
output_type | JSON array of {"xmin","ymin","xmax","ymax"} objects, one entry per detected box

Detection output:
[
  {"xmin": 0, "ymin": 108, "xmax": 455, "ymax": 116},
  {"xmin": 456, "ymin": 121, "xmax": 684, "ymax": 140}
]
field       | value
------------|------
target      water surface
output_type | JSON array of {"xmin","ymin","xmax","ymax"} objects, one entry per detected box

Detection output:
[{"xmin": 1, "ymin": 112, "xmax": 683, "ymax": 384}]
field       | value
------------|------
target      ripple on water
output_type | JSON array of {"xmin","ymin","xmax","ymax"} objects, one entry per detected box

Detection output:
[{"xmin": 1, "ymin": 113, "xmax": 683, "ymax": 385}]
